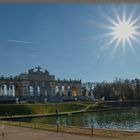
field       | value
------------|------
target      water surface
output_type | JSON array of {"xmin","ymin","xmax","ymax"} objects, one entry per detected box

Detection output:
[{"xmin": 14, "ymin": 107, "xmax": 140, "ymax": 131}]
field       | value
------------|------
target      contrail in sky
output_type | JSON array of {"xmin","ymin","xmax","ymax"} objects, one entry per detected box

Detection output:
[{"xmin": 7, "ymin": 39, "xmax": 32, "ymax": 44}]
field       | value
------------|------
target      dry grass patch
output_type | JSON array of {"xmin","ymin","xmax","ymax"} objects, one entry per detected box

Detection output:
[{"xmin": 1, "ymin": 121, "xmax": 140, "ymax": 138}]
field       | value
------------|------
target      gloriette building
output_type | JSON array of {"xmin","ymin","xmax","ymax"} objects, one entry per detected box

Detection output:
[{"xmin": 0, "ymin": 67, "xmax": 82, "ymax": 102}]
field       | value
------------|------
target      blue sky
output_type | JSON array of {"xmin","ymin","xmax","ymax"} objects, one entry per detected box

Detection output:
[{"xmin": 0, "ymin": 4, "xmax": 140, "ymax": 82}]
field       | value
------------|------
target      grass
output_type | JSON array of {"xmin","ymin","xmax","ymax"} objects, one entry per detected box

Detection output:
[
  {"xmin": 0, "ymin": 101, "xmax": 117, "ymax": 117},
  {"xmin": 0, "ymin": 102, "xmax": 89, "ymax": 116}
]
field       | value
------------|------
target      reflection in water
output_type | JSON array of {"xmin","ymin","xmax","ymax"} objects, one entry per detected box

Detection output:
[{"xmin": 16, "ymin": 107, "xmax": 140, "ymax": 131}]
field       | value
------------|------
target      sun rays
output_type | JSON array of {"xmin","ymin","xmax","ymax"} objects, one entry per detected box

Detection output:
[{"xmin": 103, "ymin": 6, "xmax": 140, "ymax": 56}]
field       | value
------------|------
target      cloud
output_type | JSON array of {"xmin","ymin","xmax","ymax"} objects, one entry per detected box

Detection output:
[{"xmin": 7, "ymin": 39, "xmax": 32, "ymax": 45}]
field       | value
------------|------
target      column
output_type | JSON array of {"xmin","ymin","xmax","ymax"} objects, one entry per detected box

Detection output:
[
  {"xmin": 0, "ymin": 84, "xmax": 2, "ymax": 96},
  {"xmin": 62, "ymin": 86, "xmax": 65, "ymax": 96},
  {"xmin": 1, "ymin": 84, "xmax": 4, "ymax": 96},
  {"xmin": 50, "ymin": 86, "xmax": 55, "ymax": 97},
  {"xmin": 33, "ymin": 86, "xmax": 37, "ymax": 97},
  {"xmin": 40, "ymin": 86, "xmax": 43, "ymax": 96},
  {"xmin": 41, "ymin": 87, "xmax": 47, "ymax": 97},
  {"xmin": 55, "ymin": 86, "xmax": 59, "ymax": 97},
  {"xmin": 6, "ymin": 84, "xmax": 10, "ymax": 96},
  {"xmin": 65, "ymin": 87, "xmax": 68, "ymax": 96},
  {"xmin": 9, "ymin": 85, "xmax": 13, "ymax": 96},
  {"xmin": 67, "ymin": 86, "xmax": 71, "ymax": 96},
  {"xmin": 77, "ymin": 88, "xmax": 82, "ymax": 96},
  {"xmin": 47, "ymin": 86, "xmax": 51, "ymax": 97},
  {"xmin": 29, "ymin": 86, "xmax": 34, "ymax": 96},
  {"xmin": 13, "ymin": 84, "xmax": 15, "ymax": 96},
  {"xmin": 37, "ymin": 86, "xmax": 41, "ymax": 96},
  {"xmin": 58, "ymin": 86, "xmax": 62, "ymax": 97}
]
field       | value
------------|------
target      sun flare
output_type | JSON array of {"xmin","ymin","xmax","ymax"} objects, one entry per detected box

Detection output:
[
  {"xmin": 106, "ymin": 8, "xmax": 140, "ymax": 47},
  {"xmin": 114, "ymin": 21, "xmax": 134, "ymax": 40}
]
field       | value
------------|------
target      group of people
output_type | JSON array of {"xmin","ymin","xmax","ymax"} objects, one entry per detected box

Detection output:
[{"xmin": 0, "ymin": 125, "xmax": 5, "ymax": 138}]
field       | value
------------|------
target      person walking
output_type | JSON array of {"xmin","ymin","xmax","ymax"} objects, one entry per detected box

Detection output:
[{"xmin": 0, "ymin": 125, "xmax": 5, "ymax": 138}]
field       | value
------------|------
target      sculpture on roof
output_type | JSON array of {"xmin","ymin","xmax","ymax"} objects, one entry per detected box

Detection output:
[
  {"xmin": 28, "ymin": 68, "xmax": 34, "ymax": 73},
  {"xmin": 35, "ymin": 66, "xmax": 42, "ymax": 72}
]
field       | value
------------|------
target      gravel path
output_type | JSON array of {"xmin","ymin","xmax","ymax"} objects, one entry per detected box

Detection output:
[{"xmin": 0, "ymin": 124, "xmax": 140, "ymax": 140}]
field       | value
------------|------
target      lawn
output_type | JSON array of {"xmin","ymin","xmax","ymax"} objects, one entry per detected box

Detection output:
[{"xmin": 0, "ymin": 102, "xmax": 88, "ymax": 116}]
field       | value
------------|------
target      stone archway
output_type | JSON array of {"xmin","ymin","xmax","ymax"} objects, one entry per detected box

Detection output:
[
  {"xmin": 71, "ymin": 86, "xmax": 78, "ymax": 97},
  {"xmin": 14, "ymin": 84, "xmax": 21, "ymax": 97}
]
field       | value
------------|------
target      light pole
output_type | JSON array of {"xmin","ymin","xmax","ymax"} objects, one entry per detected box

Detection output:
[
  {"xmin": 56, "ymin": 108, "xmax": 59, "ymax": 132},
  {"xmin": 91, "ymin": 117, "xmax": 93, "ymax": 137}
]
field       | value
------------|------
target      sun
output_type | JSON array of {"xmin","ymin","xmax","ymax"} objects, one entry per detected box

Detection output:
[
  {"xmin": 114, "ymin": 21, "xmax": 134, "ymax": 40},
  {"xmin": 105, "ymin": 7, "xmax": 140, "ymax": 48}
]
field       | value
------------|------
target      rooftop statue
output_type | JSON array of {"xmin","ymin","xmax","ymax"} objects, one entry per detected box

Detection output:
[
  {"xmin": 35, "ymin": 66, "xmax": 42, "ymax": 72},
  {"xmin": 28, "ymin": 68, "xmax": 34, "ymax": 73}
]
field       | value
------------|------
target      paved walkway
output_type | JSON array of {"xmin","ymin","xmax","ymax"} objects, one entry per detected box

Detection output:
[{"xmin": 0, "ymin": 124, "xmax": 140, "ymax": 140}]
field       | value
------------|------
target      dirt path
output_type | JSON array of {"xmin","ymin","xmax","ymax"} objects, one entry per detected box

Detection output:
[{"xmin": 0, "ymin": 124, "xmax": 140, "ymax": 140}]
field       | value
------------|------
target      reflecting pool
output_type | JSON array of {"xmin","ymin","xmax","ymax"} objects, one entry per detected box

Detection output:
[{"xmin": 14, "ymin": 107, "xmax": 140, "ymax": 131}]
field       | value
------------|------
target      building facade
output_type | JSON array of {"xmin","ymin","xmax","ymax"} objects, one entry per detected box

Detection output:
[{"xmin": 0, "ymin": 67, "xmax": 82, "ymax": 102}]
